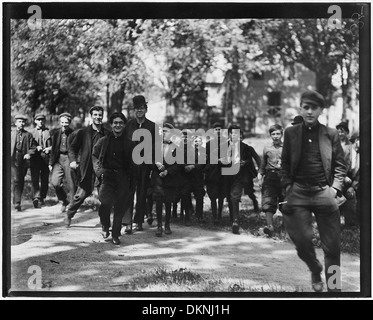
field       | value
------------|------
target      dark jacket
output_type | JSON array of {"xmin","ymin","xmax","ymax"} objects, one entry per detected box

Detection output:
[
  {"xmin": 182, "ymin": 143, "xmax": 206, "ymax": 184},
  {"xmin": 11, "ymin": 129, "xmax": 37, "ymax": 165},
  {"xmin": 280, "ymin": 122, "xmax": 346, "ymax": 191},
  {"xmin": 243, "ymin": 142, "xmax": 261, "ymax": 179},
  {"xmin": 68, "ymin": 125, "xmax": 110, "ymax": 184},
  {"xmin": 92, "ymin": 132, "xmax": 134, "ymax": 179},
  {"xmin": 49, "ymin": 127, "xmax": 75, "ymax": 166},
  {"xmin": 29, "ymin": 127, "xmax": 52, "ymax": 165}
]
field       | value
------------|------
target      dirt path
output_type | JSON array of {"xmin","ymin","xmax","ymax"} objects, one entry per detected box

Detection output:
[{"xmin": 8, "ymin": 201, "xmax": 360, "ymax": 295}]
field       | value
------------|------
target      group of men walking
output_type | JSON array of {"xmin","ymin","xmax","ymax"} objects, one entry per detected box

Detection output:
[{"xmin": 11, "ymin": 90, "xmax": 360, "ymax": 292}]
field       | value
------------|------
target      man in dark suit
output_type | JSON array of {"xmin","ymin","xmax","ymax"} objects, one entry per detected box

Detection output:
[
  {"xmin": 49, "ymin": 112, "xmax": 76, "ymax": 213},
  {"xmin": 122, "ymin": 95, "xmax": 157, "ymax": 232},
  {"xmin": 29, "ymin": 113, "xmax": 52, "ymax": 208},
  {"xmin": 11, "ymin": 114, "xmax": 37, "ymax": 211},
  {"xmin": 92, "ymin": 112, "xmax": 134, "ymax": 245},
  {"xmin": 65, "ymin": 106, "xmax": 110, "ymax": 227},
  {"xmin": 280, "ymin": 90, "xmax": 346, "ymax": 293}
]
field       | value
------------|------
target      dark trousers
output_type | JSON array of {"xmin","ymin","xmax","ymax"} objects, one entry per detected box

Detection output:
[
  {"xmin": 98, "ymin": 169, "xmax": 131, "ymax": 238},
  {"xmin": 226, "ymin": 175, "xmax": 244, "ymax": 222},
  {"xmin": 30, "ymin": 157, "xmax": 50, "ymax": 201},
  {"xmin": 283, "ymin": 182, "xmax": 341, "ymax": 292},
  {"xmin": 11, "ymin": 162, "xmax": 28, "ymax": 205},
  {"xmin": 50, "ymin": 154, "xmax": 76, "ymax": 204},
  {"xmin": 261, "ymin": 172, "xmax": 283, "ymax": 214},
  {"xmin": 67, "ymin": 173, "xmax": 96, "ymax": 217},
  {"xmin": 129, "ymin": 165, "xmax": 150, "ymax": 225},
  {"xmin": 156, "ymin": 201, "xmax": 172, "ymax": 227}
]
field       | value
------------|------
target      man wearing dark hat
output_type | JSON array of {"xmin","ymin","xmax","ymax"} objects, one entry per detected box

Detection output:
[
  {"xmin": 92, "ymin": 112, "xmax": 134, "ymax": 245},
  {"xmin": 280, "ymin": 90, "xmax": 346, "ymax": 292},
  {"xmin": 122, "ymin": 95, "xmax": 158, "ymax": 232},
  {"xmin": 49, "ymin": 112, "xmax": 77, "ymax": 213},
  {"xmin": 29, "ymin": 113, "xmax": 52, "ymax": 208},
  {"xmin": 291, "ymin": 115, "xmax": 304, "ymax": 125},
  {"xmin": 64, "ymin": 106, "xmax": 110, "ymax": 227},
  {"xmin": 11, "ymin": 114, "xmax": 37, "ymax": 211}
]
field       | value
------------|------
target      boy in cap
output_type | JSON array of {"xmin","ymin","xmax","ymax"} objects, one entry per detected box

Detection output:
[
  {"xmin": 64, "ymin": 106, "xmax": 110, "ymax": 227},
  {"xmin": 29, "ymin": 113, "xmax": 52, "ymax": 207},
  {"xmin": 11, "ymin": 114, "xmax": 37, "ymax": 211},
  {"xmin": 49, "ymin": 112, "xmax": 77, "ymax": 213},
  {"xmin": 280, "ymin": 90, "xmax": 346, "ymax": 292}
]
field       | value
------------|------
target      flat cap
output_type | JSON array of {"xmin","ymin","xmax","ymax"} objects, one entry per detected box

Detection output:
[
  {"xmin": 336, "ymin": 121, "xmax": 349, "ymax": 133},
  {"xmin": 89, "ymin": 105, "xmax": 104, "ymax": 114},
  {"xmin": 14, "ymin": 114, "xmax": 28, "ymax": 121},
  {"xmin": 212, "ymin": 122, "xmax": 222, "ymax": 129},
  {"xmin": 133, "ymin": 95, "xmax": 147, "ymax": 108},
  {"xmin": 350, "ymin": 131, "xmax": 359, "ymax": 143},
  {"xmin": 291, "ymin": 115, "xmax": 304, "ymax": 125},
  {"xmin": 34, "ymin": 113, "xmax": 46, "ymax": 120},
  {"xmin": 58, "ymin": 112, "xmax": 72, "ymax": 120},
  {"xmin": 301, "ymin": 90, "xmax": 325, "ymax": 108},
  {"xmin": 163, "ymin": 123, "xmax": 174, "ymax": 130}
]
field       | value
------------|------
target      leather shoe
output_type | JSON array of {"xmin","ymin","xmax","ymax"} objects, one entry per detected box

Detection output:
[
  {"xmin": 101, "ymin": 227, "xmax": 110, "ymax": 240},
  {"xmin": 60, "ymin": 202, "xmax": 69, "ymax": 213},
  {"xmin": 33, "ymin": 198, "xmax": 39, "ymax": 208},
  {"xmin": 39, "ymin": 198, "xmax": 45, "ymax": 206},
  {"xmin": 164, "ymin": 225, "xmax": 172, "ymax": 235},
  {"xmin": 147, "ymin": 217, "xmax": 154, "ymax": 226},
  {"xmin": 136, "ymin": 223, "xmax": 143, "ymax": 231},
  {"xmin": 14, "ymin": 204, "xmax": 22, "ymax": 212},
  {"xmin": 263, "ymin": 225, "xmax": 274, "ymax": 237},
  {"xmin": 232, "ymin": 221, "xmax": 239, "ymax": 234},
  {"xmin": 155, "ymin": 226, "xmax": 163, "ymax": 237},
  {"xmin": 112, "ymin": 237, "xmax": 121, "ymax": 245},
  {"xmin": 124, "ymin": 225, "xmax": 132, "ymax": 234},
  {"xmin": 311, "ymin": 272, "xmax": 324, "ymax": 292}
]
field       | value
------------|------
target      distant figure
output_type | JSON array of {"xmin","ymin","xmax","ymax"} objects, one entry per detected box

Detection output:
[
  {"xmin": 49, "ymin": 113, "xmax": 76, "ymax": 213},
  {"xmin": 280, "ymin": 90, "xmax": 346, "ymax": 293},
  {"xmin": 11, "ymin": 114, "xmax": 37, "ymax": 211},
  {"xmin": 29, "ymin": 113, "xmax": 52, "ymax": 208},
  {"xmin": 257, "ymin": 124, "xmax": 284, "ymax": 237}
]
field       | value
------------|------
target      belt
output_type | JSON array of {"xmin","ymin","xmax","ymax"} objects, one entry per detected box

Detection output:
[{"xmin": 60, "ymin": 152, "xmax": 68, "ymax": 155}]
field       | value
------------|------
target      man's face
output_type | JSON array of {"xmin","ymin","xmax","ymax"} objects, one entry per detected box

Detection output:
[
  {"xmin": 337, "ymin": 128, "xmax": 348, "ymax": 141},
  {"xmin": 193, "ymin": 136, "xmax": 202, "ymax": 147},
  {"xmin": 134, "ymin": 105, "xmax": 147, "ymax": 119},
  {"xmin": 111, "ymin": 117, "xmax": 125, "ymax": 134},
  {"xmin": 60, "ymin": 117, "xmax": 71, "ymax": 131},
  {"xmin": 15, "ymin": 119, "xmax": 26, "ymax": 130},
  {"xmin": 163, "ymin": 128, "xmax": 171, "ymax": 141},
  {"xmin": 35, "ymin": 118, "xmax": 45, "ymax": 129},
  {"xmin": 300, "ymin": 102, "xmax": 323, "ymax": 126},
  {"xmin": 229, "ymin": 129, "xmax": 240, "ymax": 142},
  {"xmin": 214, "ymin": 127, "xmax": 221, "ymax": 135},
  {"xmin": 91, "ymin": 110, "xmax": 103, "ymax": 125},
  {"xmin": 270, "ymin": 129, "xmax": 283, "ymax": 143}
]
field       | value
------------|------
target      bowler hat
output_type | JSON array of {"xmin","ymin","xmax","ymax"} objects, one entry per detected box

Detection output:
[
  {"xmin": 212, "ymin": 122, "xmax": 222, "ymax": 129},
  {"xmin": 15, "ymin": 114, "xmax": 27, "ymax": 121},
  {"xmin": 34, "ymin": 113, "xmax": 46, "ymax": 120},
  {"xmin": 58, "ymin": 112, "xmax": 72, "ymax": 120},
  {"xmin": 301, "ymin": 90, "xmax": 325, "ymax": 108},
  {"xmin": 133, "ymin": 95, "xmax": 147, "ymax": 108},
  {"xmin": 336, "ymin": 121, "xmax": 349, "ymax": 133},
  {"xmin": 291, "ymin": 115, "xmax": 304, "ymax": 125}
]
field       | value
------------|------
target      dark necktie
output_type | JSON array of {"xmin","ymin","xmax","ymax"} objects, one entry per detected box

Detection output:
[
  {"xmin": 16, "ymin": 131, "xmax": 22, "ymax": 150},
  {"xmin": 39, "ymin": 129, "xmax": 44, "ymax": 148}
]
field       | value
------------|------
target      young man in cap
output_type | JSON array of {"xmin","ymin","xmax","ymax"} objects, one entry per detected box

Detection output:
[
  {"xmin": 336, "ymin": 122, "xmax": 357, "ymax": 227},
  {"xmin": 122, "ymin": 95, "xmax": 157, "ymax": 232},
  {"xmin": 64, "ymin": 106, "xmax": 110, "ymax": 227},
  {"xmin": 92, "ymin": 112, "xmax": 134, "ymax": 245},
  {"xmin": 29, "ymin": 113, "xmax": 52, "ymax": 208},
  {"xmin": 92, "ymin": 112, "xmax": 133, "ymax": 245},
  {"xmin": 291, "ymin": 115, "xmax": 304, "ymax": 125},
  {"xmin": 257, "ymin": 124, "xmax": 284, "ymax": 237},
  {"xmin": 11, "ymin": 114, "xmax": 37, "ymax": 211},
  {"xmin": 49, "ymin": 112, "xmax": 77, "ymax": 213},
  {"xmin": 280, "ymin": 90, "xmax": 346, "ymax": 292}
]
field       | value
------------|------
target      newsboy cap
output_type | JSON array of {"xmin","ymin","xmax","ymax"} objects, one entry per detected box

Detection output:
[
  {"xmin": 34, "ymin": 113, "xmax": 46, "ymax": 120},
  {"xmin": 14, "ymin": 114, "xmax": 27, "ymax": 121},
  {"xmin": 291, "ymin": 115, "xmax": 304, "ymax": 125},
  {"xmin": 350, "ymin": 131, "xmax": 359, "ymax": 143},
  {"xmin": 58, "ymin": 112, "xmax": 72, "ymax": 120},
  {"xmin": 133, "ymin": 95, "xmax": 147, "ymax": 108},
  {"xmin": 336, "ymin": 121, "xmax": 349, "ymax": 133},
  {"xmin": 89, "ymin": 105, "xmax": 104, "ymax": 115},
  {"xmin": 301, "ymin": 90, "xmax": 325, "ymax": 108}
]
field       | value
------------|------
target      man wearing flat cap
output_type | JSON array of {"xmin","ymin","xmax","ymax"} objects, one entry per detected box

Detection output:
[
  {"xmin": 11, "ymin": 114, "xmax": 37, "ymax": 211},
  {"xmin": 49, "ymin": 112, "xmax": 77, "ymax": 213},
  {"xmin": 280, "ymin": 90, "xmax": 346, "ymax": 293},
  {"xmin": 291, "ymin": 115, "xmax": 304, "ymax": 126},
  {"xmin": 64, "ymin": 106, "xmax": 110, "ymax": 227},
  {"xmin": 29, "ymin": 113, "xmax": 52, "ymax": 208},
  {"xmin": 122, "ymin": 95, "xmax": 158, "ymax": 232}
]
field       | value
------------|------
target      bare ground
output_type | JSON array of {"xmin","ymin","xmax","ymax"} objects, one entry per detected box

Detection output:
[{"xmin": 7, "ymin": 197, "xmax": 360, "ymax": 296}]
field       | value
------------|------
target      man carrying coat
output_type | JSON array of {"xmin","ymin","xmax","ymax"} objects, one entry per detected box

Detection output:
[
  {"xmin": 280, "ymin": 90, "xmax": 346, "ymax": 293},
  {"xmin": 11, "ymin": 114, "xmax": 37, "ymax": 211},
  {"xmin": 65, "ymin": 106, "xmax": 110, "ymax": 227}
]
